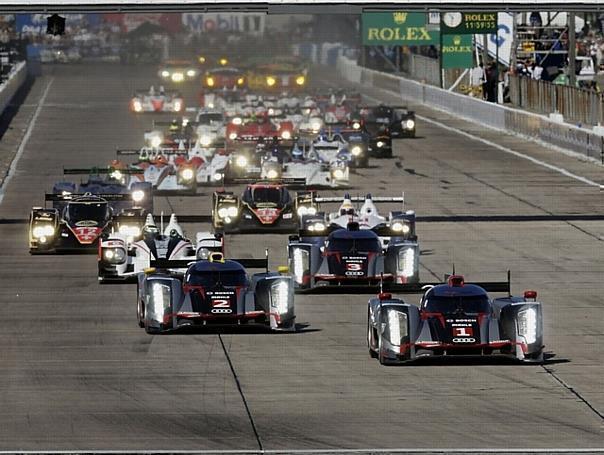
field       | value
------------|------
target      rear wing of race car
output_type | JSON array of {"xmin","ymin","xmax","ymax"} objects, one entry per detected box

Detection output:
[
  {"xmin": 234, "ymin": 135, "xmax": 299, "ymax": 143},
  {"xmin": 116, "ymin": 148, "xmax": 189, "ymax": 157},
  {"xmin": 45, "ymin": 193, "xmax": 134, "ymax": 202},
  {"xmin": 232, "ymin": 178, "xmax": 307, "ymax": 186},
  {"xmin": 64, "ymin": 167, "xmax": 143, "ymax": 175},
  {"xmin": 313, "ymin": 195, "xmax": 405, "ymax": 204},
  {"xmin": 150, "ymin": 257, "xmax": 269, "ymax": 270}
]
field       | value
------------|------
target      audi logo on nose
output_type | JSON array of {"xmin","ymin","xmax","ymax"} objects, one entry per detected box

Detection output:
[
  {"xmin": 211, "ymin": 308, "xmax": 233, "ymax": 314},
  {"xmin": 452, "ymin": 337, "xmax": 476, "ymax": 344}
]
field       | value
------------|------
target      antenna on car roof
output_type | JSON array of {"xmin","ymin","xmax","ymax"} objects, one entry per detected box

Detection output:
[
  {"xmin": 452, "ymin": 263, "xmax": 456, "ymax": 276},
  {"xmin": 265, "ymin": 248, "xmax": 269, "ymax": 273},
  {"xmin": 507, "ymin": 270, "xmax": 511, "ymax": 297}
]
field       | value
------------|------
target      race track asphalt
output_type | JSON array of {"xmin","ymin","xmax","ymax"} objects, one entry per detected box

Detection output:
[{"xmin": 0, "ymin": 63, "xmax": 601, "ymax": 452}]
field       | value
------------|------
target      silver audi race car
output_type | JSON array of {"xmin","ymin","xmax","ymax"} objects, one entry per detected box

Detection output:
[
  {"xmin": 367, "ymin": 275, "xmax": 544, "ymax": 365},
  {"xmin": 136, "ymin": 252, "xmax": 295, "ymax": 334}
]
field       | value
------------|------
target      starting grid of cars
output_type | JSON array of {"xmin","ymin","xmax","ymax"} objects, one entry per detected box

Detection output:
[{"xmin": 26, "ymin": 60, "xmax": 545, "ymax": 365}]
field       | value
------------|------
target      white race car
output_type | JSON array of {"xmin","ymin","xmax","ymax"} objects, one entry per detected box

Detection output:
[
  {"xmin": 130, "ymin": 86, "xmax": 184, "ymax": 113},
  {"xmin": 98, "ymin": 214, "xmax": 223, "ymax": 283}
]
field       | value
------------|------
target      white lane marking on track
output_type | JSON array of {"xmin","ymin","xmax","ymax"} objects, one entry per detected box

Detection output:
[
  {"xmin": 0, "ymin": 77, "xmax": 54, "ymax": 205},
  {"xmin": 363, "ymin": 94, "xmax": 603, "ymax": 190}
]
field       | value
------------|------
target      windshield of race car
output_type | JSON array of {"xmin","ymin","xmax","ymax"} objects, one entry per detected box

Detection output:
[
  {"xmin": 326, "ymin": 237, "xmax": 381, "ymax": 253},
  {"xmin": 423, "ymin": 295, "xmax": 490, "ymax": 314},
  {"xmin": 249, "ymin": 187, "xmax": 285, "ymax": 205},
  {"xmin": 66, "ymin": 202, "xmax": 110, "ymax": 225},
  {"xmin": 186, "ymin": 269, "xmax": 247, "ymax": 287}
]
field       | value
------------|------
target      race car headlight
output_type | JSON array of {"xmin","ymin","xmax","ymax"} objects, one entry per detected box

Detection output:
[
  {"xmin": 161, "ymin": 70, "xmax": 170, "ymax": 78},
  {"xmin": 206, "ymin": 76, "xmax": 215, "ymax": 87},
  {"xmin": 229, "ymin": 132, "xmax": 238, "ymax": 140},
  {"xmin": 131, "ymin": 190, "xmax": 145, "ymax": 203},
  {"xmin": 133, "ymin": 100, "xmax": 142, "ymax": 112},
  {"xmin": 517, "ymin": 307, "xmax": 537, "ymax": 344},
  {"xmin": 198, "ymin": 56, "xmax": 206, "ymax": 64},
  {"xmin": 310, "ymin": 121, "xmax": 322, "ymax": 131},
  {"xmin": 266, "ymin": 76, "xmax": 276, "ymax": 87},
  {"xmin": 180, "ymin": 168, "xmax": 195, "ymax": 181},
  {"xmin": 218, "ymin": 206, "xmax": 238, "ymax": 218},
  {"xmin": 266, "ymin": 169, "xmax": 280, "ymax": 179},
  {"xmin": 332, "ymin": 168, "xmax": 345, "ymax": 180},
  {"xmin": 404, "ymin": 119, "xmax": 415, "ymax": 129},
  {"xmin": 351, "ymin": 145, "xmax": 362, "ymax": 156},
  {"xmin": 235, "ymin": 155, "xmax": 248, "ymax": 167},
  {"xmin": 281, "ymin": 130, "xmax": 291, "ymax": 140},
  {"xmin": 307, "ymin": 222, "xmax": 326, "ymax": 232},
  {"xmin": 173, "ymin": 100, "xmax": 182, "ymax": 112},
  {"xmin": 110, "ymin": 169, "xmax": 123, "ymax": 180},
  {"xmin": 270, "ymin": 279, "xmax": 291, "ymax": 314},
  {"xmin": 219, "ymin": 58, "xmax": 228, "ymax": 66},
  {"xmin": 397, "ymin": 248, "xmax": 415, "ymax": 278},
  {"xmin": 352, "ymin": 121, "xmax": 361, "ymax": 130},
  {"xmin": 295, "ymin": 75, "xmax": 305, "ymax": 86},
  {"xmin": 118, "ymin": 224, "xmax": 141, "ymax": 239},
  {"xmin": 384, "ymin": 308, "xmax": 408, "ymax": 345},
  {"xmin": 149, "ymin": 282, "xmax": 171, "ymax": 323},
  {"xmin": 171, "ymin": 72, "xmax": 184, "ymax": 82},
  {"xmin": 291, "ymin": 248, "xmax": 309, "ymax": 285},
  {"xmin": 199, "ymin": 135, "xmax": 213, "ymax": 147},
  {"xmin": 391, "ymin": 221, "xmax": 410, "ymax": 234},
  {"xmin": 237, "ymin": 77, "xmax": 244, "ymax": 85},
  {"xmin": 197, "ymin": 247, "xmax": 211, "ymax": 260},
  {"xmin": 232, "ymin": 117, "xmax": 242, "ymax": 125},
  {"xmin": 376, "ymin": 141, "xmax": 385, "ymax": 148},
  {"xmin": 150, "ymin": 135, "xmax": 162, "ymax": 148},
  {"xmin": 296, "ymin": 206, "xmax": 317, "ymax": 217},
  {"xmin": 32, "ymin": 224, "xmax": 55, "ymax": 238},
  {"xmin": 186, "ymin": 69, "xmax": 196, "ymax": 77},
  {"xmin": 212, "ymin": 172, "xmax": 223, "ymax": 181},
  {"xmin": 103, "ymin": 247, "xmax": 126, "ymax": 264}
]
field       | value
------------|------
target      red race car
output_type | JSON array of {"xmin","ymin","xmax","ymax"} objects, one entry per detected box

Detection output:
[{"xmin": 226, "ymin": 113, "xmax": 293, "ymax": 143}]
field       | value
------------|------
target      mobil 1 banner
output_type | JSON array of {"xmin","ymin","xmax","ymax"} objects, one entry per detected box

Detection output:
[{"xmin": 182, "ymin": 13, "xmax": 265, "ymax": 35}]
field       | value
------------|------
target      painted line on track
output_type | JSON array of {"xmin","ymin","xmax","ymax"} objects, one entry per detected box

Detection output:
[
  {"xmin": 0, "ymin": 77, "xmax": 54, "ymax": 206},
  {"xmin": 363, "ymin": 94, "xmax": 603, "ymax": 190}
]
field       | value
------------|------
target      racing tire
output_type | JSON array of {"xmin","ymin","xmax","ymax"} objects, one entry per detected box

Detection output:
[{"xmin": 144, "ymin": 324, "xmax": 161, "ymax": 335}]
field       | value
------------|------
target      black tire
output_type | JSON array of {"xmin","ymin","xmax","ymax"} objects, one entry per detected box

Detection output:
[
  {"xmin": 144, "ymin": 324, "xmax": 161, "ymax": 335},
  {"xmin": 367, "ymin": 310, "xmax": 378, "ymax": 359}
]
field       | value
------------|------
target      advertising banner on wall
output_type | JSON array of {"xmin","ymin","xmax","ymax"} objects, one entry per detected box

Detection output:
[
  {"xmin": 182, "ymin": 13, "xmax": 265, "ymax": 35},
  {"xmin": 362, "ymin": 12, "xmax": 439, "ymax": 46},
  {"xmin": 441, "ymin": 12, "xmax": 498, "ymax": 35},
  {"xmin": 441, "ymin": 34, "xmax": 473, "ymax": 69}
]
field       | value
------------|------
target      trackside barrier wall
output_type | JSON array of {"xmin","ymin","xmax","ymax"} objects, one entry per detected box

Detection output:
[
  {"xmin": 335, "ymin": 56, "xmax": 604, "ymax": 160},
  {"xmin": 0, "ymin": 61, "xmax": 27, "ymax": 116}
]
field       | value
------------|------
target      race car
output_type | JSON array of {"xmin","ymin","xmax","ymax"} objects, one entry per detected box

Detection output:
[
  {"xmin": 158, "ymin": 59, "xmax": 199, "ymax": 83},
  {"xmin": 202, "ymin": 67, "xmax": 246, "ymax": 90},
  {"xmin": 130, "ymin": 86, "xmax": 184, "ymax": 113},
  {"xmin": 337, "ymin": 127, "xmax": 371, "ymax": 168},
  {"xmin": 226, "ymin": 113, "xmax": 294, "ymax": 143},
  {"xmin": 367, "ymin": 275, "xmax": 544, "ymax": 365},
  {"xmin": 194, "ymin": 109, "xmax": 227, "ymax": 147},
  {"xmin": 98, "ymin": 213, "xmax": 222, "ymax": 283},
  {"xmin": 144, "ymin": 118, "xmax": 197, "ymax": 149},
  {"xmin": 115, "ymin": 148, "xmax": 199, "ymax": 195},
  {"xmin": 211, "ymin": 181, "xmax": 302, "ymax": 233},
  {"xmin": 287, "ymin": 195, "xmax": 419, "ymax": 292},
  {"xmin": 60, "ymin": 167, "xmax": 154, "ymax": 214},
  {"xmin": 29, "ymin": 193, "xmax": 136, "ymax": 254},
  {"xmin": 265, "ymin": 142, "xmax": 350, "ymax": 188},
  {"xmin": 247, "ymin": 62, "xmax": 308, "ymax": 91},
  {"xmin": 136, "ymin": 252, "xmax": 295, "ymax": 333}
]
